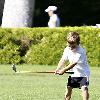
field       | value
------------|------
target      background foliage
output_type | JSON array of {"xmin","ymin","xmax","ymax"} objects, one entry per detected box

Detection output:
[
  {"xmin": 0, "ymin": 0, "xmax": 100, "ymax": 26},
  {"xmin": 0, "ymin": 27, "xmax": 100, "ymax": 67},
  {"xmin": 34, "ymin": 0, "xmax": 100, "ymax": 27}
]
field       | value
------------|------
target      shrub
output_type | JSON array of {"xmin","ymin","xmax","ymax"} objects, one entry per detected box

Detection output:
[{"xmin": 0, "ymin": 27, "xmax": 99, "ymax": 67}]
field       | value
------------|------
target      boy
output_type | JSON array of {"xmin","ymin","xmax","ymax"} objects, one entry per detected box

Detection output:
[{"xmin": 55, "ymin": 32, "xmax": 90, "ymax": 100}]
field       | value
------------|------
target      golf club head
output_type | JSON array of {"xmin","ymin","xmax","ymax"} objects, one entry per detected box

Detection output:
[{"xmin": 12, "ymin": 64, "xmax": 17, "ymax": 72}]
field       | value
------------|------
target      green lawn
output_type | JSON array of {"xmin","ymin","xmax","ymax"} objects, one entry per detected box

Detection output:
[{"xmin": 0, "ymin": 64, "xmax": 100, "ymax": 100}]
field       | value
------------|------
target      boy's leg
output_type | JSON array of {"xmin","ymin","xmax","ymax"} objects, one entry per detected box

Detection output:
[
  {"xmin": 64, "ymin": 86, "xmax": 72, "ymax": 100},
  {"xmin": 81, "ymin": 86, "xmax": 89, "ymax": 100}
]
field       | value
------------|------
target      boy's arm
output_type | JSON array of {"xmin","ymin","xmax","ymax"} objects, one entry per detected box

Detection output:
[
  {"xmin": 55, "ymin": 47, "xmax": 68, "ymax": 74},
  {"xmin": 55, "ymin": 59, "xmax": 65, "ymax": 74},
  {"xmin": 58, "ymin": 62, "xmax": 77, "ymax": 75}
]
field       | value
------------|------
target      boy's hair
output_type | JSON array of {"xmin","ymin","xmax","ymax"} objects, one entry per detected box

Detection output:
[{"xmin": 67, "ymin": 32, "xmax": 80, "ymax": 45}]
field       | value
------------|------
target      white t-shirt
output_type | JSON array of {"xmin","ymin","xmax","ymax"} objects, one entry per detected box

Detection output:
[
  {"xmin": 61, "ymin": 45, "xmax": 90, "ymax": 77},
  {"xmin": 48, "ymin": 14, "xmax": 60, "ymax": 28}
]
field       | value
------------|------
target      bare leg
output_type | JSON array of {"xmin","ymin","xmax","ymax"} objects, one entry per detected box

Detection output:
[
  {"xmin": 81, "ymin": 86, "xmax": 89, "ymax": 100},
  {"xmin": 64, "ymin": 86, "xmax": 72, "ymax": 100}
]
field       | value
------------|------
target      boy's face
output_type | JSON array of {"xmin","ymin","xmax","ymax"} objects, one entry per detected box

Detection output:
[{"xmin": 67, "ymin": 41, "xmax": 78, "ymax": 50}]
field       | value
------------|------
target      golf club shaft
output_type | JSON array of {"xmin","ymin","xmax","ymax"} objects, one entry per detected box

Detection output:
[{"xmin": 31, "ymin": 71, "xmax": 74, "ymax": 74}]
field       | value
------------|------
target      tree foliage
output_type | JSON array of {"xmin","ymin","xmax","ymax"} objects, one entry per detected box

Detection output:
[
  {"xmin": 33, "ymin": 0, "xmax": 100, "ymax": 27},
  {"xmin": 0, "ymin": 0, "xmax": 100, "ymax": 27}
]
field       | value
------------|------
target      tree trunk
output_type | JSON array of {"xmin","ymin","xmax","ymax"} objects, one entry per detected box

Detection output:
[
  {"xmin": 0, "ymin": 0, "xmax": 5, "ymax": 25},
  {"xmin": 2, "ymin": 0, "xmax": 35, "ymax": 28}
]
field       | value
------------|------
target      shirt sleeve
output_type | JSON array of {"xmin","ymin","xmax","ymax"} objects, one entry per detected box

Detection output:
[{"xmin": 60, "ymin": 48, "xmax": 68, "ymax": 61}]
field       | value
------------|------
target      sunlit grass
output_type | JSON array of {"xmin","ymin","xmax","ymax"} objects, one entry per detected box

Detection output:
[{"xmin": 0, "ymin": 65, "xmax": 100, "ymax": 100}]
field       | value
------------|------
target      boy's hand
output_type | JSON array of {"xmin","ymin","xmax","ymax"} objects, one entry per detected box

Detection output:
[
  {"xmin": 54, "ymin": 69, "xmax": 59, "ymax": 74},
  {"xmin": 55, "ymin": 69, "xmax": 65, "ymax": 75},
  {"xmin": 58, "ymin": 69, "xmax": 65, "ymax": 75}
]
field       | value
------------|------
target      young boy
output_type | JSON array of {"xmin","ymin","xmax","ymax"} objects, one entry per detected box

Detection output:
[{"xmin": 55, "ymin": 32, "xmax": 90, "ymax": 100}]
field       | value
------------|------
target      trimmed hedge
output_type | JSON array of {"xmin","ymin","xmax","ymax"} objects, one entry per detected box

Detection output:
[{"xmin": 0, "ymin": 27, "xmax": 100, "ymax": 67}]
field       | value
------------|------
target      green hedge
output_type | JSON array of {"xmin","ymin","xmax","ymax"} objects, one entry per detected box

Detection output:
[{"xmin": 0, "ymin": 27, "xmax": 100, "ymax": 67}]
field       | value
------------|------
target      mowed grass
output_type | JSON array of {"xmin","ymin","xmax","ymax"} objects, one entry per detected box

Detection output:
[{"xmin": 0, "ymin": 64, "xmax": 100, "ymax": 100}]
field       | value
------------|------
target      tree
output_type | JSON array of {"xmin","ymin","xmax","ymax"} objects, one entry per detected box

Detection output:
[
  {"xmin": 2, "ymin": 0, "xmax": 35, "ymax": 28},
  {"xmin": 0, "ymin": 0, "xmax": 5, "ymax": 25}
]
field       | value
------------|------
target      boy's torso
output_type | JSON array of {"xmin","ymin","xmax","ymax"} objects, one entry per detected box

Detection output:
[{"xmin": 63, "ymin": 46, "xmax": 90, "ymax": 77}]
